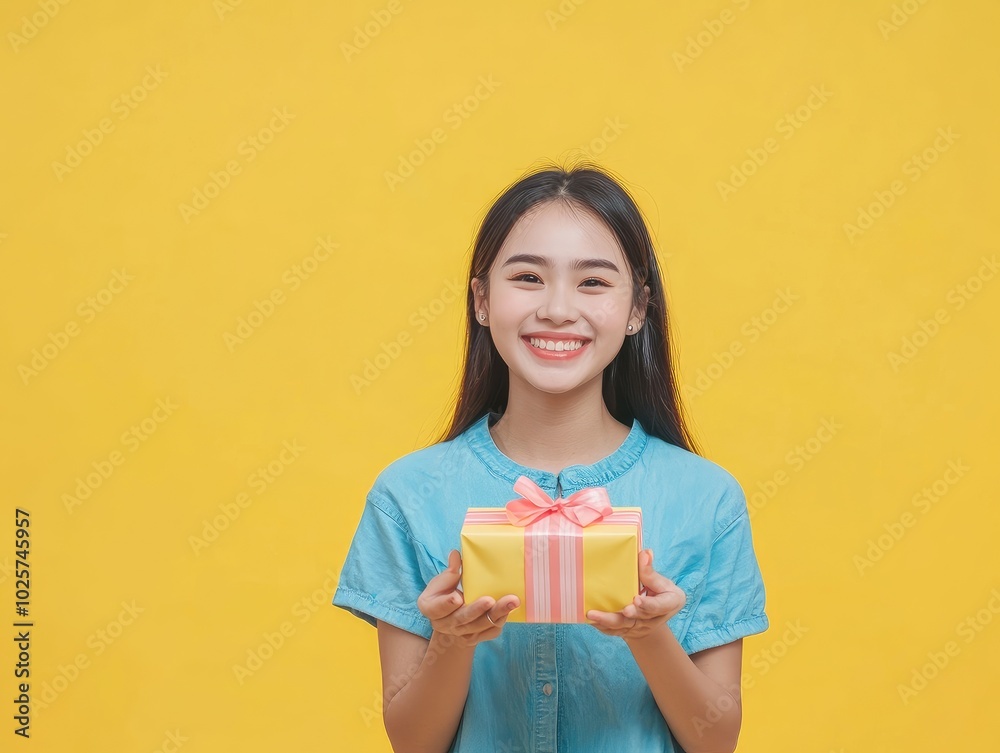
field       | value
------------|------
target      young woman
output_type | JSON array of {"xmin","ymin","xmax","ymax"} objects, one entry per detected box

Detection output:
[{"xmin": 334, "ymin": 162, "xmax": 769, "ymax": 753}]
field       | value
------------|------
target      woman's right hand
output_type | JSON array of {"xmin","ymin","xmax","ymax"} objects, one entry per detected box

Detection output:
[{"xmin": 417, "ymin": 549, "xmax": 520, "ymax": 648}]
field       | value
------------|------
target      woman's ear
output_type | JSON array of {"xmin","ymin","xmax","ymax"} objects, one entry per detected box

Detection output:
[
  {"xmin": 630, "ymin": 284, "xmax": 650, "ymax": 332},
  {"xmin": 471, "ymin": 277, "xmax": 488, "ymax": 323}
]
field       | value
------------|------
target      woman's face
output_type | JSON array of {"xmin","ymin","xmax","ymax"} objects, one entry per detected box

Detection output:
[{"xmin": 472, "ymin": 200, "xmax": 648, "ymax": 397}]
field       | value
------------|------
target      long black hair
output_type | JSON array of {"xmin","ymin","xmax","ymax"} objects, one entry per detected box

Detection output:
[{"xmin": 435, "ymin": 160, "xmax": 701, "ymax": 455}]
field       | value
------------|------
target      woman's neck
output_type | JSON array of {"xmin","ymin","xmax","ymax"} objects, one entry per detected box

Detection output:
[{"xmin": 488, "ymin": 400, "xmax": 631, "ymax": 475}]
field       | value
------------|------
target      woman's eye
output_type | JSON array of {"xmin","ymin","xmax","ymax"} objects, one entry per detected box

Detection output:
[
  {"xmin": 512, "ymin": 273, "xmax": 541, "ymax": 283},
  {"xmin": 581, "ymin": 278, "xmax": 609, "ymax": 287}
]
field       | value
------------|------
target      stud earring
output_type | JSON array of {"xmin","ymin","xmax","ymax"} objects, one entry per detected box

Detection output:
[
  {"xmin": 627, "ymin": 324, "xmax": 633, "ymax": 331},
  {"xmin": 479, "ymin": 313, "xmax": 486, "ymax": 321}
]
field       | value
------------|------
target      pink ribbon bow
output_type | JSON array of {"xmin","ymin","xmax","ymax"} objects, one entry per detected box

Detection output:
[{"xmin": 505, "ymin": 475, "xmax": 612, "ymax": 527}]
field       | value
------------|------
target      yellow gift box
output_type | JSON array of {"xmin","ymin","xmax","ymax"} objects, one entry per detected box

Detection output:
[{"xmin": 460, "ymin": 475, "xmax": 643, "ymax": 623}]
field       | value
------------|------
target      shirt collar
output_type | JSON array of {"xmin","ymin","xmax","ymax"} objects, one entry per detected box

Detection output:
[{"xmin": 465, "ymin": 411, "xmax": 648, "ymax": 496}]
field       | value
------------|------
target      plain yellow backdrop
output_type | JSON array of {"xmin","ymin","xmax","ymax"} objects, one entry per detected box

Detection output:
[{"xmin": 2, "ymin": 0, "xmax": 998, "ymax": 750}]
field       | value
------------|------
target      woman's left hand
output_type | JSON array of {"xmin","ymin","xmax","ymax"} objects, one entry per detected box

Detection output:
[{"xmin": 586, "ymin": 549, "xmax": 686, "ymax": 642}]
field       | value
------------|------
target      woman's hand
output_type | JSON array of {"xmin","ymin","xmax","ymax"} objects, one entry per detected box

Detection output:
[
  {"xmin": 417, "ymin": 549, "xmax": 520, "ymax": 648},
  {"xmin": 586, "ymin": 549, "xmax": 686, "ymax": 642}
]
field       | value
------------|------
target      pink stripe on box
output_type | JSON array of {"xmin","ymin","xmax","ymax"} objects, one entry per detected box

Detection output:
[{"xmin": 525, "ymin": 512, "xmax": 587, "ymax": 623}]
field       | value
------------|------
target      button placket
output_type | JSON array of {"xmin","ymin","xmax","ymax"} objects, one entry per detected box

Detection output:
[{"xmin": 534, "ymin": 624, "xmax": 557, "ymax": 752}]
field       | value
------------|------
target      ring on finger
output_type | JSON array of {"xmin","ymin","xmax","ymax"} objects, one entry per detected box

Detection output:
[{"xmin": 486, "ymin": 612, "xmax": 498, "ymax": 627}]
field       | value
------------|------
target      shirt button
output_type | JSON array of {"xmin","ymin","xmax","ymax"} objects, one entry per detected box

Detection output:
[{"xmin": 542, "ymin": 683, "xmax": 553, "ymax": 696}]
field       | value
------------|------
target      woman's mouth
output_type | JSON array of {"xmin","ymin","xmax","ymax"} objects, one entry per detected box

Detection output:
[{"xmin": 522, "ymin": 336, "xmax": 590, "ymax": 359}]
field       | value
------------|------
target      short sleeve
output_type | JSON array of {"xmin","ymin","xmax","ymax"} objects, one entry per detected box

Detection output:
[
  {"xmin": 680, "ymin": 484, "xmax": 769, "ymax": 654},
  {"xmin": 332, "ymin": 487, "xmax": 441, "ymax": 640}
]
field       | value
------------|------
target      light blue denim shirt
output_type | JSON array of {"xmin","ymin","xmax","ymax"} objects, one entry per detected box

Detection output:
[{"xmin": 333, "ymin": 411, "xmax": 769, "ymax": 753}]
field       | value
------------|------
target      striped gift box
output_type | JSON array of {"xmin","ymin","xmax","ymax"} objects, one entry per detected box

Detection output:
[{"xmin": 460, "ymin": 475, "xmax": 643, "ymax": 623}]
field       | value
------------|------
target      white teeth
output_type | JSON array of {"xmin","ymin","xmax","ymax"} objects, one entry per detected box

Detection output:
[{"xmin": 528, "ymin": 337, "xmax": 585, "ymax": 352}]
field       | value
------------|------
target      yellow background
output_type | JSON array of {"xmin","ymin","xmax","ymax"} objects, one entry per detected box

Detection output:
[{"xmin": 2, "ymin": 0, "xmax": 998, "ymax": 751}]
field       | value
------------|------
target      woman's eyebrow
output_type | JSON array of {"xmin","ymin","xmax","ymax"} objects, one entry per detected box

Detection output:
[{"xmin": 500, "ymin": 253, "xmax": 620, "ymax": 273}]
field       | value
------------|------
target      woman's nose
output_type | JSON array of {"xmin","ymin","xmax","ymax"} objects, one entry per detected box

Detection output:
[{"xmin": 537, "ymin": 282, "xmax": 577, "ymax": 322}]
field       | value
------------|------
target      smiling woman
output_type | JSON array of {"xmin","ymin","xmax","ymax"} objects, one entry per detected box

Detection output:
[
  {"xmin": 333, "ymin": 160, "xmax": 769, "ymax": 753},
  {"xmin": 471, "ymin": 199, "xmax": 646, "ymax": 396}
]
